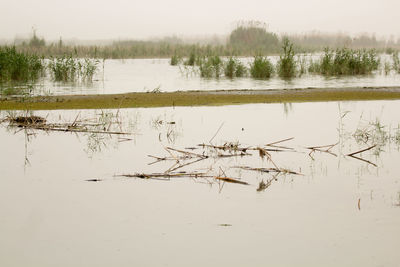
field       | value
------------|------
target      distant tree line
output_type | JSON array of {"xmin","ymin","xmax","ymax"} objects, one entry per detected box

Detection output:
[{"xmin": 3, "ymin": 22, "xmax": 400, "ymax": 59}]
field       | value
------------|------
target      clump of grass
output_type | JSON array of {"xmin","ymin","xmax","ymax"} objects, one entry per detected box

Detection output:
[
  {"xmin": 297, "ymin": 54, "xmax": 307, "ymax": 76},
  {"xmin": 0, "ymin": 46, "xmax": 45, "ymax": 82},
  {"xmin": 184, "ymin": 51, "xmax": 197, "ymax": 66},
  {"xmin": 277, "ymin": 37, "xmax": 297, "ymax": 78},
  {"xmin": 47, "ymin": 55, "xmax": 99, "ymax": 82},
  {"xmin": 308, "ymin": 59, "xmax": 320, "ymax": 74},
  {"xmin": 392, "ymin": 52, "xmax": 400, "ymax": 73},
  {"xmin": 224, "ymin": 57, "xmax": 247, "ymax": 78},
  {"xmin": 352, "ymin": 118, "xmax": 400, "ymax": 154},
  {"xmin": 250, "ymin": 55, "xmax": 274, "ymax": 79},
  {"xmin": 199, "ymin": 55, "xmax": 223, "ymax": 78},
  {"xmin": 384, "ymin": 61, "xmax": 391, "ymax": 75},
  {"xmin": 309, "ymin": 47, "xmax": 380, "ymax": 75},
  {"xmin": 170, "ymin": 53, "xmax": 181, "ymax": 66}
]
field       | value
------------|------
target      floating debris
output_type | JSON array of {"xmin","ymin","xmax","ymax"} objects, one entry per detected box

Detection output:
[
  {"xmin": 257, "ymin": 180, "xmax": 272, "ymax": 192},
  {"xmin": 11, "ymin": 115, "xmax": 46, "ymax": 125},
  {"xmin": 85, "ymin": 179, "xmax": 103, "ymax": 182},
  {"xmin": 347, "ymin": 145, "xmax": 377, "ymax": 167}
]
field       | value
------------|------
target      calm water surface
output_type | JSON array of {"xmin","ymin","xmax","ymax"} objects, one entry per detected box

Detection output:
[{"xmin": 1, "ymin": 101, "xmax": 400, "ymax": 266}]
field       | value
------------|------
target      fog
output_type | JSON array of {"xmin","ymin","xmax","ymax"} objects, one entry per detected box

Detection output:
[{"xmin": 1, "ymin": 0, "xmax": 399, "ymax": 40}]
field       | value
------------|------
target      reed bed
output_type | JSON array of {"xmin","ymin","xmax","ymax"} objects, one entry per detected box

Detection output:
[
  {"xmin": 309, "ymin": 48, "xmax": 380, "ymax": 75},
  {"xmin": 0, "ymin": 46, "xmax": 45, "ymax": 82},
  {"xmin": 47, "ymin": 55, "xmax": 99, "ymax": 82}
]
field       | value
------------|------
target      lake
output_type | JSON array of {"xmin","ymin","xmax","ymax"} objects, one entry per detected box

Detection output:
[{"xmin": 1, "ymin": 100, "xmax": 399, "ymax": 266}]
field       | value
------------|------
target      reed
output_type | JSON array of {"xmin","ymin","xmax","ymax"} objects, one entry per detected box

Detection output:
[
  {"xmin": 170, "ymin": 53, "xmax": 181, "ymax": 66},
  {"xmin": 309, "ymin": 48, "xmax": 380, "ymax": 76},
  {"xmin": 47, "ymin": 54, "xmax": 99, "ymax": 82},
  {"xmin": 199, "ymin": 55, "xmax": 223, "ymax": 78},
  {"xmin": 0, "ymin": 46, "xmax": 45, "ymax": 82},
  {"xmin": 392, "ymin": 52, "xmax": 400, "ymax": 73}
]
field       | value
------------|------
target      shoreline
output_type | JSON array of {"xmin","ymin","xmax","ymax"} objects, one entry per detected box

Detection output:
[{"xmin": 1, "ymin": 86, "xmax": 400, "ymax": 110}]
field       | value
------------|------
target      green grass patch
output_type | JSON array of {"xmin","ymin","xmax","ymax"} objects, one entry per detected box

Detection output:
[{"xmin": 2, "ymin": 87, "xmax": 400, "ymax": 110}]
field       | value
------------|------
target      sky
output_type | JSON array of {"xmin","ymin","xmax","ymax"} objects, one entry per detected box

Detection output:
[{"xmin": 1, "ymin": 0, "xmax": 399, "ymax": 40}]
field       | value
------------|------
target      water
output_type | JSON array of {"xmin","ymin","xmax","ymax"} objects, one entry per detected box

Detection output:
[
  {"xmin": 1, "ymin": 100, "xmax": 400, "ymax": 266},
  {"xmin": 3, "ymin": 55, "xmax": 400, "ymax": 96}
]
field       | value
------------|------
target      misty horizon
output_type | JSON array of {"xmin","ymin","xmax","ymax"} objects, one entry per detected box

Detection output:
[{"xmin": 1, "ymin": 0, "xmax": 399, "ymax": 42}]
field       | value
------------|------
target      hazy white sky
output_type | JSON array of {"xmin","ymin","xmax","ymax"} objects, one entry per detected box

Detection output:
[{"xmin": 1, "ymin": 0, "xmax": 399, "ymax": 40}]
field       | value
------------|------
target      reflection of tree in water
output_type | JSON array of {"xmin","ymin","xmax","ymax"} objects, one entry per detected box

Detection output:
[{"xmin": 283, "ymin": 102, "xmax": 293, "ymax": 115}]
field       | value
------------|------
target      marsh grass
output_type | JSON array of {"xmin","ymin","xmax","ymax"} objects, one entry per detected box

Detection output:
[
  {"xmin": 170, "ymin": 53, "xmax": 181, "ymax": 66},
  {"xmin": 47, "ymin": 55, "xmax": 99, "ymax": 82},
  {"xmin": 392, "ymin": 52, "xmax": 400, "ymax": 73},
  {"xmin": 384, "ymin": 61, "xmax": 392, "ymax": 75},
  {"xmin": 199, "ymin": 55, "xmax": 223, "ymax": 78},
  {"xmin": 184, "ymin": 51, "xmax": 197, "ymax": 66},
  {"xmin": 0, "ymin": 46, "xmax": 45, "ymax": 82},
  {"xmin": 297, "ymin": 54, "xmax": 307, "ymax": 76},
  {"xmin": 224, "ymin": 57, "xmax": 247, "ymax": 78},
  {"xmin": 277, "ymin": 38, "xmax": 297, "ymax": 78},
  {"xmin": 309, "ymin": 48, "xmax": 380, "ymax": 75},
  {"xmin": 250, "ymin": 55, "xmax": 274, "ymax": 79}
]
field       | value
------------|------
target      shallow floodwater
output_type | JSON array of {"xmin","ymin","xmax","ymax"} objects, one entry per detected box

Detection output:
[
  {"xmin": 5, "ymin": 55, "xmax": 400, "ymax": 96},
  {"xmin": 1, "ymin": 101, "xmax": 400, "ymax": 266}
]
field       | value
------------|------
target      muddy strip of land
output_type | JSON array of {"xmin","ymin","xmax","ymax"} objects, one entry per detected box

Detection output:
[{"xmin": 1, "ymin": 87, "xmax": 400, "ymax": 110}]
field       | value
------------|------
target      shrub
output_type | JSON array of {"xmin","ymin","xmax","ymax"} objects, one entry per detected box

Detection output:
[
  {"xmin": 277, "ymin": 37, "xmax": 297, "ymax": 78},
  {"xmin": 224, "ymin": 57, "xmax": 247, "ymax": 78},
  {"xmin": 250, "ymin": 55, "xmax": 274, "ymax": 79}
]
